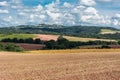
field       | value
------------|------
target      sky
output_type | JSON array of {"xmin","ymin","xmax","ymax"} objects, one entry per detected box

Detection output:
[{"xmin": 0, "ymin": 0, "xmax": 120, "ymax": 27}]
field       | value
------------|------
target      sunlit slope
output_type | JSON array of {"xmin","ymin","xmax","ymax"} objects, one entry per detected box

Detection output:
[
  {"xmin": 63, "ymin": 36, "xmax": 116, "ymax": 42},
  {"xmin": 100, "ymin": 29, "xmax": 120, "ymax": 34}
]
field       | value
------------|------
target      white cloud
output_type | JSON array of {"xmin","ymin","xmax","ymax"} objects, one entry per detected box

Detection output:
[
  {"xmin": 80, "ymin": 0, "xmax": 96, "ymax": 6},
  {"xmin": 113, "ymin": 19, "xmax": 119, "ymax": 26},
  {"xmin": 3, "ymin": 16, "xmax": 12, "ymax": 22},
  {"xmin": 111, "ymin": 14, "xmax": 120, "ymax": 26},
  {"xmin": 116, "ymin": 14, "xmax": 120, "ymax": 18},
  {"xmin": 39, "ymin": 15, "xmax": 46, "ymax": 19},
  {"xmin": 35, "ymin": 5, "xmax": 43, "ymax": 11},
  {"xmin": 84, "ymin": 7, "xmax": 98, "ymax": 14},
  {"xmin": 63, "ymin": 2, "xmax": 72, "ymax": 8},
  {"xmin": 0, "ymin": 9, "xmax": 9, "ymax": 13},
  {"xmin": 47, "ymin": 11, "xmax": 60, "ymax": 20},
  {"xmin": 0, "ymin": 1, "xmax": 8, "ymax": 6},
  {"xmin": 0, "ymin": 0, "xmax": 119, "ymax": 27},
  {"xmin": 19, "ymin": 12, "xmax": 27, "ymax": 16},
  {"xmin": 81, "ymin": 15, "xmax": 91, "ymax": 21}
]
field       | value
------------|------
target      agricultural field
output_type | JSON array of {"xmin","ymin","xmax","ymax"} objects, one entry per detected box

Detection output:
[
  {"xmin": 34, "ymin": 34, "xmax": 117, "ymax": 42},
  {"xmin": 63, "ymin": 36, "xmax": 116, "ymax": 42},
  {"xmin": 34, "ymin": 34, "xmax": 59, "ymax": 41},
  {"xmin": 100, "ymin": 29, "xmax": 120, "ymax": 34},
  {"xmin": 0, "ymin": 49, "xmax": 120, "ymax": 80},
  {"xmin": 0, "ymin": 33, "xmax": 117, "ymax": 42},
  {"xmin": 0, "ymin": 34, "xmax": 35, "ymax": 40}
]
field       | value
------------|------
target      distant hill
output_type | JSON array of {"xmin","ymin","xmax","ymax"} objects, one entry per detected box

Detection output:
[{"xmin": 0, "ymin": 24, "xmax": 120, "ymax": 40}]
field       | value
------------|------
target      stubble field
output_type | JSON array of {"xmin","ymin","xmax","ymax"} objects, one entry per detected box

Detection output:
[{"xmin": 0, "ymin": 49, "xmax": 120, "ymax": 80}]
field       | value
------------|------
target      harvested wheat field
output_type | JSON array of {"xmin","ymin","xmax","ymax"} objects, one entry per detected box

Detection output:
[{"xmin": 0, "ymin": 50, "xmax": 120, "ymax": 80}]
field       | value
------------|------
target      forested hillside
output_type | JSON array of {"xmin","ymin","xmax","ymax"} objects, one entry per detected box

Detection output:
[{"xmin": 0, "ymin": 24, "xmax": 120, "ymax": 40}]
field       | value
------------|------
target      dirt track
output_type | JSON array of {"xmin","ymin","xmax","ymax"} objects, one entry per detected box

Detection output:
[{"xmin": 0, "ymin": 51, "xmax": 120, "ymax": 80}]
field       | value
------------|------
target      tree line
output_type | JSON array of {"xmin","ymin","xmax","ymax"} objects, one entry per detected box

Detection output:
[
  {"xmin": 44, "ymin": 36, "xmax": 118, "ymax": 49},
  {"xmin": 1, "ymin": 36, "xmax": 120, "ymax": 50},
  {"xmin": 1, "ymin": 38, "xmax": 42, "ymax": 44}
]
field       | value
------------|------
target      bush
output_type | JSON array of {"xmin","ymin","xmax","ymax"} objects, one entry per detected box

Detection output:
[
  {"xmin": 4, "ymin": 43, "xmax": 23, "ymax": 52},
  {"xmin": 0, "ymin": 44, "xmax": 4, "ymax": 50}
]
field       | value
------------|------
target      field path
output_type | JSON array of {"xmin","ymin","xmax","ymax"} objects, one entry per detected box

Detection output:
[{"xmin": 0, "ymin": 51, "xmax": 120, "ymax": 80}]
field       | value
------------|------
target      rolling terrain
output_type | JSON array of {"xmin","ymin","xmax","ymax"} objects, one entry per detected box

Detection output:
[
  {"xmin": 35, "ymin": 34, "xmax": 117, "ymax": 42},
  {"xmin": 0, "ymin": 50, "xmax": 120, "ymax": 80},
  {"xmin": 0, "ymin": 33, "xmax": 117, "ymax": 42},
  {"xmin": 1, "ymin": 24, "xmax": 120, "ymax": 40},
  {"xmin": 101, "ymin": 29, "xmax": 120, "ymax": 34}
]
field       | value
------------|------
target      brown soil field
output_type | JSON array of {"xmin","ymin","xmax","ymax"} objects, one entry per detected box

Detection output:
[
  {"xmin": 18, "ymin": 43, "xmax": 45, "ymax": 50},
  {"xmin": 34, "ymin": 34, "xmax": 59, "ymax": 41},
  {"xmin": 0, "ymin": 50, "xmax": 120, "ymax": 80}
]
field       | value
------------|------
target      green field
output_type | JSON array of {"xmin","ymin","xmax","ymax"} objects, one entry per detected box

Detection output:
[
  {"xmin": 0, "ymin": 34, "xmax": 35, "ymax": 40},
  {"xmin": 100, "ymin": 29, "xmax": 120, "ymax": 34}
]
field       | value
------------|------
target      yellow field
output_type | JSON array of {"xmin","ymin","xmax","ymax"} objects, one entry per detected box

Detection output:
[
  {"xmin": 100, "ymin": 29, "xmax": 120, "ymax": 34},
  {"xmin": 29, "ymin": 49, "xmax": 120, "ymax": 54},
  {"xmin": 0, "ymin": 50, "xmax": 120, "ymax": 80},
  {"xmin": 63, "ymin": 36, "xmax": 116, "ymax": 42}
]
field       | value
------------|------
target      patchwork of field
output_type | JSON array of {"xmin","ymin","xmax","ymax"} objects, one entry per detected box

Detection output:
[
  {"xmin": 100, "ymin": 29, "xmax": 120, "ymax": 34},
  {"xmin": 0, "ymin": 33, "xmax": 117, "ymax": 42},
  {"xmin": 34, "ymin": 34, "xmax": 116, "ymax": 42},
  {"xmin": 0, "ymin": 50, "xmax": 120, "ymax": 80}
]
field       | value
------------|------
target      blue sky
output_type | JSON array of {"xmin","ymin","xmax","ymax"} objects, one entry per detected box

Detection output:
[
  {"xmin": 0, "ymin": 0, "xmax": 120, "ymax": 27},
  {"xmin": 22, "ymin": 0, "xmax": 78, "ymax": 6}
]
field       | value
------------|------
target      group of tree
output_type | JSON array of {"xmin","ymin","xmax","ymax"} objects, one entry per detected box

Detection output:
[
  {"xmin": 1, "ymin": 38, "xmax": 42, "ymax": 44},
  {"xmin": 99, "ymin": 33, "xmax": 120, "ymax": 40},
  {"xmin": 0, "ymin": 43, "xmax": 23, "ymax": 52},
  {"xmin": 1, "ymin": 36, "xmax": 120, "ymax": 50},
  {"xmin": 44, "ymin": 36, "xmax": 117, "ymax": 49}
]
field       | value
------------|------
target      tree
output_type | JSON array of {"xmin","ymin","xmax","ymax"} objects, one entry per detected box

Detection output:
[
  {"xmin": 18, "ymin": 39, "xmax": 25, "ymax": 43},
  {"xmin": 1, "ymin": 38, "xmax": 12, "ymax": 42},
  {"xmin": 4, "ymin": 43, "xmax": 23, "ymax": 52},
  {"xmin": 57, "ymin": 35, "xmax": 69, "ymax": 44},
  {"xmin": 34, "ymin": 38, "xmax": 41, "ymax": 44},
  {"xmin": 24, "ymin": 38, "xmax": 34, "ymax": 43},
  {"xmin": 0, "ymin": 44, "xmax": 4, "ymax": 50},
  {"xmin": 12, "ymin": 38, "xmax": 18, "ymax": 43},
  {"xmin": 44, "ymin": 40, "xmax": 57, "ymax": 49}
]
